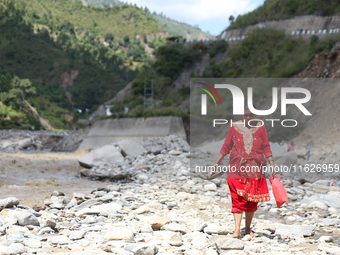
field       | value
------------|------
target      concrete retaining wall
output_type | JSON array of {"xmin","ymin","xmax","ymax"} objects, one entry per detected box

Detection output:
[
  {"xmin": 78, "ymin": 116, "xmax": 186, "ymax": 150},
  {"xmin": 219, "ymin": 15, "xmax": 340, "ymax": 42}
]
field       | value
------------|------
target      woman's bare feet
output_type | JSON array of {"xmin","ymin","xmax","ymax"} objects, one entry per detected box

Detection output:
[
  {"xmin": 231, "ymin": 231, "xmax": 241, "ymax": 238},
  {"xmin": 245, "ymin": 228, "xmax": 255, "ymax": 237}
]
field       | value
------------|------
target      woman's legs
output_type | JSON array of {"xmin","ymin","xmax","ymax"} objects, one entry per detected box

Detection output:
[
  {"xmin": 245, "ymin": 212, "xmax": 255, "ymax": 237},
  {"xmin": 232, "ymin": 212, "xmax": 242, "ymax": 237}
]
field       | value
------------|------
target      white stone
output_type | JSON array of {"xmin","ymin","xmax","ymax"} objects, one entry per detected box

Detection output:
[
  {"xmin": 26, "ymin": 239, "xmax": 42, "ymax": 248},
  {"xmin": 91, "ymin": 202, "xmax": 122, "ymax": 213},
  {"xmin": 204, "ymin": 183, "xmax": 217, "ymax": 191},
  {"xmin": 319, "ymin": 236, "xmax": 333, "ymax": 242},
  {"xmin": 10, "ymin": 211, "xmax": 39, "ymax": 226},
  {"xmin": 8, "ymin": 243, "xmax": 25, "ymax": 254},
  {"xmin": 69, "ymin": 230, "xmax": 86, "ymax": 240},
  {"xmin": 306, "ymin": 201, "xmax": 328, "ymax": 210},
  {"xmin": 133, "ymin": 205, "xmax": 150, "ymax": 214},
  {"xmin": 160, "ymin": 223, "xmax": 188, "ymax": 234},
  {"xmin": 49, "ymin": 235, "xmax": 71, "ymax": 245},
  {"xmin": 215, "ymin": 238, "xmax": 244, "ymax": 250},
  {"xmin": 141, "ymin": 223, "xmax": 153, "ymax": 233},
  {"xmin": 104, "ymin": 227, "xmax": 134, "ymax": 241}
]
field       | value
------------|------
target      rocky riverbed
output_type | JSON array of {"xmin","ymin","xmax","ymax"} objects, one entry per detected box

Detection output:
[{"xmin": 0, "ymin": 135, "xmax": 340, "ymax": 254}]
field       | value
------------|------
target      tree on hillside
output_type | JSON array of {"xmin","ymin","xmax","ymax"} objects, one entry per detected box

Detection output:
[
  {"xmin": 229, "ymin": 15, "xmax": 235, "ymax": 23},
  {"xmin": 4, "ymin": 76, "xmax": 36, "ymax": 111}
]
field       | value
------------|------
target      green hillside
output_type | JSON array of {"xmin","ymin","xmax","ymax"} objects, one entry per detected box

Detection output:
[
  {"xmin": 0, "ymin": 0, "xmax": 166, "ymax": 129},
  {"xmin": 227, "ymin": 0, "xmax": 340, "ymax": 31},
  {"xmin": 151, "ymin": 13, "xmax": 213, "ymax": 40},
  {"xmin": 81, "ymin": 0, "xmax": 214, "ymax": 40},
  {"xmin": 79, "ymin": 0, "xmax": 122, "ymax": 8}
]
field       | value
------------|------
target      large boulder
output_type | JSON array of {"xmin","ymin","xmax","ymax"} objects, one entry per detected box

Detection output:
[
  {"xmin": 10, "ymin": 211, "xmax": 39, "ymax": 226},
  {"xmin": 116, "ymin": 139, "xmax": 146, "ymax": 157},
  {"xmin": 300, "ymin": 192, "xmax": 340, "ymax": 208},
  {"xmin": 18, "ymin": 138, "xmax": 33, "ymax": 149},
  {"xmin": 271, "ymin": 146, "xmax": 297, "ymax": 166},
  {"xmin": 78, "ymin": 145, "xmax": 124, "ymax": 168},
  {"xmin": 51, "ymin": 130, "xmax": 85, "ymax": 152},
  {"xmin": 273, "ymin": 223, "xmax": 314, "ymax": 237},
  {"xmin": 0, "ymin": 197, "xmax": 19, "ymax": 210}
]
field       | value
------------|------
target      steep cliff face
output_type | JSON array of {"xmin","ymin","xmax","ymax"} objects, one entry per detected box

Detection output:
[
  {"xmin": 172, "ymin": 52, "xmax": 228, "ymax": 91},
  {"xmin": 297, "ymin": 42, "xmax": 340, "ymax": 78},
  {"xmin": 255, "ymin": 43, "xmax": 340, "ymax": 163},
  {"xmin": 289, "ymin": 43, "xmax": 340, "ymax": 163}
]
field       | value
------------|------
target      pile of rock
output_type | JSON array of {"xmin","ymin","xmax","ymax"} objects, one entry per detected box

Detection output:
[
  {"xmin": 78, "ymin": 135, "xmax": 190, "ymax": 182},
  {"xmin": 0, "ymin": 130, "xmax": 70, "ymax": 152},
  {"xmin": 1, "ymin": 135, "xmax": 340, "ymax": 254}
]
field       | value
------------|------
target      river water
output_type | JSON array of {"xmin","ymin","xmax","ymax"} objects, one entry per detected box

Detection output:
[{"xmin": 0, "ymin": 151, "xmax": 105, "ymax": 208}]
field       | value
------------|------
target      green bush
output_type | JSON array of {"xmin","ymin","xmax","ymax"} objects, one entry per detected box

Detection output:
[
  {"xmin": 155, "ymin": 43, "xmax": 200, "ymax": 79},
  {"xmin": 208, "ymin": 40, "xmax": 228, "ymax": 58}
]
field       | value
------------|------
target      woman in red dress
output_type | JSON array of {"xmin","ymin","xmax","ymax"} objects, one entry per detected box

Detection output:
[{"xmin": 208, "ymin": 108, "xmax": 275, "ymax": 238}]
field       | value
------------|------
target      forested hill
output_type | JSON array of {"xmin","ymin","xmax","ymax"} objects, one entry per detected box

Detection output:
[
  {"xmin": 0, "ymin": 0, "xmax": 166, "ymax": 129},
  {"xmin": 227, "ymin": 0, "xmax": 340, "ymax": 31},
  {"xmin": 81, "ymin": 0, "xmax": 213, "ymax": 40},
  {"xmin": 151, "ymin": 13, "xmax": 213, "ymax": 40}
]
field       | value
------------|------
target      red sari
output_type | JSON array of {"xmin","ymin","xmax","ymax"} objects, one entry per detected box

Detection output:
[{"xmin": 220, "ymin": 121, "xmax": 272, "ymax": 213}]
